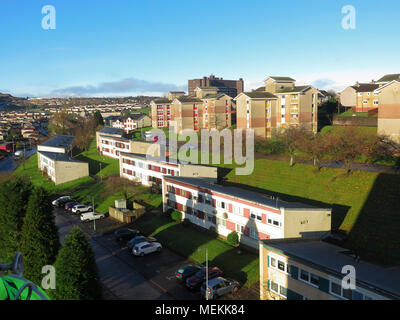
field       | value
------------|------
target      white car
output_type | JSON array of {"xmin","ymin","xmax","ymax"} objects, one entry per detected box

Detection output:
[
  {"xmin": 132, "ymin": 241, "xmax": 162, "ymax": 256},
  {"xmin": 72, "ymin": 204, "xmax": 93, "ymax": 214},
  {"xmin": 80, "ymin": 212, "xmax": 105, "ymax": 222},
  {"xmin": 52, "ymin": 196, "xmax": 71, "ymax": 206}
]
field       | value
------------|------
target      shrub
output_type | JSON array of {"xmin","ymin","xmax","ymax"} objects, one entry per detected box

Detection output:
[
  {"xmin": 227, "ymin": 231, "xmax": 239, "ymax": 246},
  {"xmin": 208, "ymin": 226, "xmax": 217, "ymax": 235},
  {"xmin": 170, "ymin": 210, "xmax": 182, "ymax": 222}
]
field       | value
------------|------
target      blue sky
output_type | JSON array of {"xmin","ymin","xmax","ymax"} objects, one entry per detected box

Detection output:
[{"xmin": 1, "ymin": 0, "xmax": 400, "ymax": 97}]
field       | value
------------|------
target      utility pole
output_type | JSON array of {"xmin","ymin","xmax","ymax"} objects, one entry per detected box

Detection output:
[
  {"xmin": 199, "ymin": 247, "xmax": 209, "ymax": 300},
  {"xmin": 99, "ymin": 163, "xmax": 102, "ymax": 181}
]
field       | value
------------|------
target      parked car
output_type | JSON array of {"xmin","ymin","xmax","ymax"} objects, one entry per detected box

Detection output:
[
  {"xmin": 127, "ymin": 236, "xmax": 157, "ymax": 249},
  {"xmin": 114, "ymin": 228, "xmax": 140, "ymax": 242},
  {"xmin": 186, "ymin": 267, "xmax": 223, "ymax": 290},
  {"xmin": 52, "ymin": 196, "xmax": 71, "ymax": 207},
  {"xmin": 14, "ymin": 150, "xmax": 25, "ymax": 160},
  {"xmin": 132, "ymin": 241, "xmax": 162, "ymax": 256},
  {"xmin": 65, "ymin": 201, "xmax": 80, "ymax": 211},
  {"xmin": 72, "ymin": 204, "xmax": 93, "ymax": 214},
  {"xmin": 80, "ymin": 212, "xmax": 105, "ymax": 222},
  {"xmin": 175, "ymin": 264, "xmax": 204, "ymax": 282},
  {"xmin": 200, "ymin": 277, "xmax": 240, "ymax": 300}
]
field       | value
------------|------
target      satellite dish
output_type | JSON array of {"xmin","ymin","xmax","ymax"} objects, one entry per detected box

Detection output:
[{"xmin": 12, "ymin": 252, "xmax": 24, "ymax": 276}]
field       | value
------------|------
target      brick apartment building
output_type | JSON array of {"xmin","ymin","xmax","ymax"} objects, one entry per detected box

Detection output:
[{"xmin": 188, "ymin": 74, "xmax": 244, "ymax": 98}]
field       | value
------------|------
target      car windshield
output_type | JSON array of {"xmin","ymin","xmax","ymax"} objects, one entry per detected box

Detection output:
[{"xmin": 195, "ymin": 270, "xmax": 206, "ymax": 278}]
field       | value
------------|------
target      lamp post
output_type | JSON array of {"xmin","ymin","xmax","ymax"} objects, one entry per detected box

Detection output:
[{"xmin": 198, "ymin": 247, "xmax": 209, "ymax": 300}]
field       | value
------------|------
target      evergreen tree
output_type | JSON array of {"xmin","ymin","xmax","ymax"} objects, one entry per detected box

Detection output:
[
  {"xmin": 50, "ymin": 227, "xmax": 102, "ymax": 300},
  {"xmin": 0, "ymin": 177, "xmax": 33, "ymax": 264},
  {"xmin": 20, "ymin": 187, "xmax": 60, "ymax": 284},
  {"xmin": 94, "ymin": 110, "xmax": 104, "ymax": 127}
]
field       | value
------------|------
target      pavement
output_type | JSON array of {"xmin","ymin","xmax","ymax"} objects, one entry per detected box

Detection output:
[
  {"xmin": 0, "ymin": 147, "xmax": 37, "ymax": 172},
  {"xmin": 54, "ymin": 207, "xmax": 201, "ymax": 300}
]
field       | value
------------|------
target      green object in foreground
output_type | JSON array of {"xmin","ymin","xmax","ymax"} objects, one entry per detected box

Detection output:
[{"xmin": 0, "ymin": 275, "xmax": 50, "ymax": 300}]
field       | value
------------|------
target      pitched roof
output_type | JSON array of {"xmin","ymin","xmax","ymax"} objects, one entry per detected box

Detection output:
[
  {"xmin": 275, "ymin": 85, "xmax": 312, "ymax": 94},
  {"xmin": 268, "ymin": 76, "xmax": 296, "ymax": 82},
  {"xmin": 196, "ymin": 86, "xmax": 218, "ymax": 90},
  {"xmin": 153, "ymin": 98, "xmax": 171, "ymax": 104},
  {"xmin": 354, "ymin": 83, "xmax": 380, "ymax": 92},
  {"xmin": 201, "ymin": 93, "xmax": 227, "ymax": 100},
  {"xmin": 168, "ymin": 91, "xmax": 185, "ymax": 94},
  {"xmin": 123, "ymin": 113, "xmax": 148, "ymax": 121},
  {"xmin": 241, "ymin": 91, "xmax": 278, "ymax": 99},
  {"xmin": 254, "ymin": 86, "xmax": 266, "ymax": 92},
  {"xmin": 176, "ymin": 96, "xmax": 203, "ymax": 103},
  {"xmin": 376, "ymin": 74, "xmax": 400, "ymax": 83}
]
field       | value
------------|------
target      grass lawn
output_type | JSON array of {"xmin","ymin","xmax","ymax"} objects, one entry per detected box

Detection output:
[
  {"xmin": 320, "ymin": 125, "xmax": 377, "ymax": 136},
  {"xmin": 13, "ymin": 153, "xmax": 94, "ymax": 194},
  {"xmin": 224, "ymin": 159, "xmax": 400, "ymax": 265},
  {"xmin": 135, "ymin": 214, "xmax": 259, "ymax": 287},
  {"xmin": 75, "ymin": 139, "xmax": 119, "ymax": 178},
  {"xmin": 338, "ymin": 110, "xmax": 370, "ymax": 117}
]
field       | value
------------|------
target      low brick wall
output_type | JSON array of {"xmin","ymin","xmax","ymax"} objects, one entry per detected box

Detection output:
[
  {"xmin": 333, "ymin": 116, "xmax": 377, "ymax": 127},
  {"xmin": 109, "ymin": 203, "xmax": 146, "ymax": 223}
]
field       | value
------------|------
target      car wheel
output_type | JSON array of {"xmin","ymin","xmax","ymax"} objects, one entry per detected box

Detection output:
[
  {"xmin": 157, "ymin": 247, "xmax": 161, "ymax": 252},
  {"xmin": 140, "ymin": 252, "xmax": 144, "ymax": 257},
  {"xmin": 232, "ymin": 286, "xmax": 239, "ymax": 294},
  {"xmin": 76, "ymin": 210, "xmax": 80, "ymax": 214}
]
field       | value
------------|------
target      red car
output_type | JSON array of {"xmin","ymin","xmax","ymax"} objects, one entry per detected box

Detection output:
[{"xmin": 185, "ymin": 267, "xmax": 223, "ymax": 290}]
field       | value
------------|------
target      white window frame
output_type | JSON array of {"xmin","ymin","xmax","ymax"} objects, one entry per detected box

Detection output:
[
  {"xmin": 298, "ymin": 268, "xmax": 319, "ymax": 288},
  {"xmin": 329, "ymin": 280, "xmax": 352, "ymax": 300}
]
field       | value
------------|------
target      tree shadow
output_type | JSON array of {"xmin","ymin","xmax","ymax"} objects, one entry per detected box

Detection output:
[
  {"xmin": 344, "ymin": 172, "xmax": 400, "ymax": 266},
  {"xmin": 74, "ymin": 154, "xmax": 109, "ymax": 175}
]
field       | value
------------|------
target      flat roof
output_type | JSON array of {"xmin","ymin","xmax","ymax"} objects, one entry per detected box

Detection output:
[
  {"xmin": 263, "ymin": 239, "xmax": 400, "ymax": 298},
  {"xmin": 98, "ymin": 134, "xmax": 130, "ymax": 142},
  {"xmin": 39, "ymin": 151, "xmax": 87, "ymax": 163},
  {"xmin": 97, "ymin": 127, "xmax": 124, "ymax": 135},
  {"xmin": 39, "ymin": 135, "xmax": 74, "ymax": 149},
  {"xmin": 165, "ymin": 176, "xmax": 326, "ymax": 211}
]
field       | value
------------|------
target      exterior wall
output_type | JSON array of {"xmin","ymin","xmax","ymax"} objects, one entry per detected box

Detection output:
[
  {"xmin": 131, "ymin": 141, "xmax": 160, "ymax": 158},
  {"xmin": 162, "ymin": 178, "xmax": 332, "ymax": 251},
  {"xmin": 98, "ymin": 135, "xmax": 132, "ymax": 159},
  {"xmin": 120, "ymin": 155, "xmax": 217, "ymax": 186},
  {"xmin": 38, "ymin": 152, "xmax": 56, "ymax": 182},
  {"xmin": 202, "ymin": 95, "xmax": 232, "ymax": 130},
  {"xmin": 265, "ymin": 79, "xmax": 295, "ymax": 93},
  {"xmin": 96, "ymin": 131, "xmax": 123, "ymax": 150},
  {"xmin": 259, "ymin": 244, "xmax": 390, "ymax": 300},
  {"xmin": 151, "ymin": 101, "xmax": 175, "ymax": 128},
  {"xmin": 340, "ymin": 86, "xmax": 357, "ymax": 108},
  {"xmin": 355, "ymin": 91, "xmax": 379, "ymax": 112},
  {"xmin": 283, "ymin": 209, "xmax": 331, "ymax": 239},
  {"xmin": 54, "ymin": 161, "xmax": 89, "ymax": 185},
  {"xmin": 377, "ymin": 82, "xmax": 400, "ymax": 143},
  {"xmin": 37, "ymin": 145, "xmax": 67, "ymax": 154}
]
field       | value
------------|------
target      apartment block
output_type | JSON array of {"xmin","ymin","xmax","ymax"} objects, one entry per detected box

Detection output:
[
  {"xmin": 354, "ymin": 83, "xmax": 380, "ymax": 112},
  {"xmin": 260, "ymin": 239, "xmax": 400, "ymax": 300},
  {"xmin": 162, "ymin": 177, "xmax": 331, "ymax": 251},
  {"xmin": 96, "ymin": 127, "xmax": 159, "ymax": 159},
  {"xmin": 188, "ymin": 74, "xmax": 244, "ymax": 97},
  {"xmin": 111, "ymin": 113, "xmax": 151, "ymax": 133},
  {"xmin": 171, "ymin": 95, "xmax": 204, "ymax": 134},
  {"xmin": 236, "ymin": 76, "xmax": 319, "ymax": 138},
  {"xmin": 150, "ymin": 98, "xmax": 175, "ymax": 129},
  {"xmin": 339, "ymin": 86, "xmax": 357, "ymax": 108},
  {"xmin": 168, "ymin": 91, "xmax": 186, "ymax": 101},
  {"xmin": 376, "ymin": 80, "xmax": 400, "ymax": 143},
  {"xmin": 37, "ymin": 135, "xmax": 89, "ymax": 185},
  {"xmin": 119, "ymin": 152, "xmax": 218, "ymax": 186}
]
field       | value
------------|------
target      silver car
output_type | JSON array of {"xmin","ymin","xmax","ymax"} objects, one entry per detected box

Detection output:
[
  {"xmin": 200, "ymin": 277, "xmax": 240, "ymax": 300},
  {"xmin": 132, "ymin": 241, "xmax": 162, "ymax": 256},
  {"xmin": 72, "ymin": 204, "xmax": 93, "ymax": 214}
]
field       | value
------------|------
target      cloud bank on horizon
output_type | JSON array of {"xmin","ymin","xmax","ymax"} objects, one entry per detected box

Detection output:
[{"xmin": 49, "ymin": 78, "xmax": 186, "ymax": 97}]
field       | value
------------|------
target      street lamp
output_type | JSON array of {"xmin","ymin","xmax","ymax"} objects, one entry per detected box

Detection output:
[
  {"xmin": 87, "ymin": 196, "xmax": 96, "ymax": 232},
  {"xmin": 198, "ymin": 247, "xmax": 209, "ymax": 300}
]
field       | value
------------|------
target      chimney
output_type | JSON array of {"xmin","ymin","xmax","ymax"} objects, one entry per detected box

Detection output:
[
  {"xmin": 355, "ymin": 81, "xmax": 360, "ymax": 87},
  {"xmin": 371, "ymin": 80, "xmax": 376, "ymax": 84}
]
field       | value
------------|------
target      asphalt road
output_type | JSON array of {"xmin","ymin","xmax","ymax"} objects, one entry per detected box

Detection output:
[
  {"xmin": 54, "ymin": 207, "xmax": 201, "ymax": 300},
  {"xmin": 0, "ymin": 147, "xmax": 37, "ymax": 172}
]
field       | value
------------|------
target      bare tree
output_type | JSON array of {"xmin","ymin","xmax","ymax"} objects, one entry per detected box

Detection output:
[{"xmin": 104, "ymin": 176, "xmax": 141, "ymax": 202}]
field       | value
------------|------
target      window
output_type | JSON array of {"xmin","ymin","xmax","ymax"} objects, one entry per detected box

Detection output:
[
  {"xmin": 329, "ymin": 280, "xmax": 353, "ymax": 300},
  {"xmin": 373, "ymin": 100, "xmax": 379, "ymax": 105},
  {"xmin": 236, "ymin": 224, "xmax": 244, "ymax": 234},
  {"xmin": 363, "ymin": 100, "xmax": 368, "ymax": 104},
  {"xmin": 270, "ymin": 281, "xmax": 287, "ymax": 298},
  {"xmin": 270, "ymin": 257, "xmax": 276, "ymax": 268},
  {"xmin": 249, "ymin": 227, "xmax": 258, "ymax": 240},
  {"xmin": 278, "ymin": 261, "xmax": 285, "ymax": 271},
  {"xmin": 271, "ymin": 281, "xmax": 279, "ymax": 293},
  {"xmin": 233, "ymin": 205, "xmax": 243, "ymax": 216},
  {"xmin": 298, "ymin": 269, "xmax": 319, "ymax": 287},
  {"xmin": 220, "ymin": 201, "xmax": 225, "ymax": 209},
  {"xmin": 250, "ymin": 211, "xmax": 262, "ymax": 221},
  {"xmin": 198, "ymin": 194, "xmax": 203, "ymax": 203}
]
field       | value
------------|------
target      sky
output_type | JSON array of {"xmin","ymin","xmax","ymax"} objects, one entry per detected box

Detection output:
[{"xmin": 1, "ymin": 0, "xmax": 400, "ymax": 97}]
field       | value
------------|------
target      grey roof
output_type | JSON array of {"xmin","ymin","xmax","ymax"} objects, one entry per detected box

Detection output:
[
  {"xmin": 176, "ymin": 96, "xmax": 203, "ymax": 103},
  {"xmin": 39, "ymin": 151, "xmax": 86, "ymax": 163},
  {"xmin": 354, "ymin": 83, "xmax": 380, "ymax": 92},
  {"xmin": 97, "ymin": 127, "xmax": 124, "ymax": 136},
  {"xmin": 268, "ymin": 76, "xmax": 296, "ymax": 82},
  {"xmin": 263, "ymin": 239, "xmax": 400, "ymax": 299},
  {"xmin": 243, "ymin": 91, "xmax": 278, "ymax": 99},
  {"xmin": 153, "ymin": 98, "xmax": 171, "ymax": 104},
  {"xmin": 165, "ymin": 176, "xmax": 327, "ymax": 211},
  {"xmin": 376, "ymin": 74, "xmax": 400, "ymax": 83},
  {"xmin": 39, "ymin": 135, "xmax": 74, "ymax": 149},
  {"xmin": 123, "ymin": 113, "xmax": 148, "ymax": 121},
  {"xmin": 202, "ymin": 93, "xmax": 227, "ymax": 100},
  {"xmin": 275, "ymin": 85, "xmax": 312, "ymax": 94}
]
